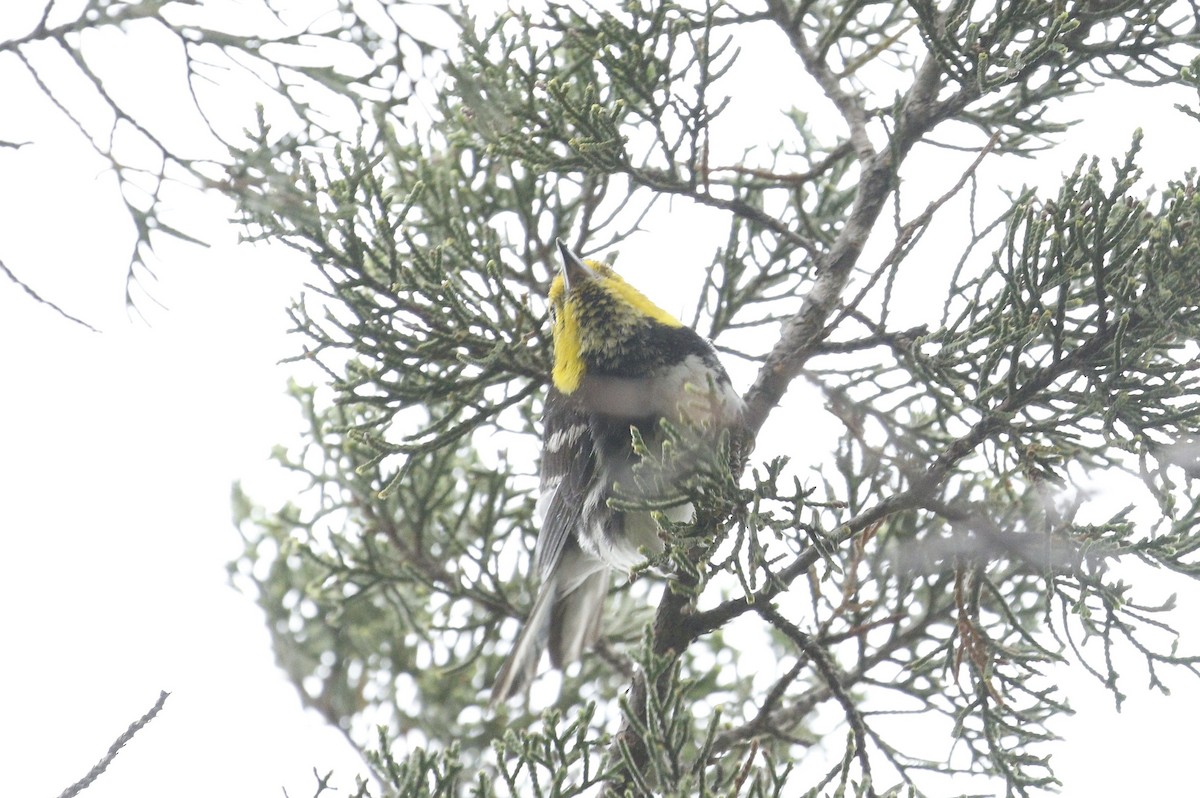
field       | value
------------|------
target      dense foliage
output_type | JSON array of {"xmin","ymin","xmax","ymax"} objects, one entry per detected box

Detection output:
[{"xmin": 221, "ymin": 2, "xmax": 1200, "ymax": 796}]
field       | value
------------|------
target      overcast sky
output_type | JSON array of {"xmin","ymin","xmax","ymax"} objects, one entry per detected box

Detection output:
[{"xmin": 3, "ymin": 3, "xmax": 1200, "ymax": 796}]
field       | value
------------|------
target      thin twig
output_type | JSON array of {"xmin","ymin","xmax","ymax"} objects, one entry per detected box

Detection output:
[
  {"xmin": 0, "ymin": 257, "xmax": 98, "ymax": 332},
  {"xmin": 58, "ymin": 691, "xmax": 171, "ymax": 798},
  {"xmin": 757, "ymin": 604, "xmax": 877, "ymax": 796}
]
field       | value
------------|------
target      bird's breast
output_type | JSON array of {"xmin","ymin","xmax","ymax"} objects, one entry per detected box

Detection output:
[{"xmin": 577, "ymin": 354, "xmax": 744, "ymax": 427}]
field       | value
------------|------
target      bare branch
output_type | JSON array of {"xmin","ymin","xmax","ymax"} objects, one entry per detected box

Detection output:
[{"xmin": 57, "ymin": 691, "xmax": 170, "ymax": 798}]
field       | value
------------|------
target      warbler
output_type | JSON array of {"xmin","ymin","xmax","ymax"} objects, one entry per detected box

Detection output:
[{"xmin": 490, "ymin": 239, "xmax": 745, "ymax": 704}]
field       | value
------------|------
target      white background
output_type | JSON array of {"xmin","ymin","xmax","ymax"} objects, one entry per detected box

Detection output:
[{"xmin": 2, "ymin": 2, "xmax": 1198, "ymax": 796}]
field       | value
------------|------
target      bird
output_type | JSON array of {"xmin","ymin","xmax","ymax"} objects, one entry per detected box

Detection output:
[{"xmin": 489, "ymin": 239, "xmax": 745, "ymax": 705}]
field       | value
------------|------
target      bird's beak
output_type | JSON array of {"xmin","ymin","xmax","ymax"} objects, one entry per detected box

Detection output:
[{"xmin": 556, "ymin": 238, "xmax": 593, "ymax": 291}]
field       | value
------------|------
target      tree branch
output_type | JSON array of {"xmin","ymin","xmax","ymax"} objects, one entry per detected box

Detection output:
[
  {"xmin": 0, "ymin": 256, "xmax": 98, "ymax": 331},
  {"xmin": 742, "ymin": 52, "xmax": 958, "ymax": 438},
  {"xmin": 57, "ymin": 691, "xmax": 170, "ymax": 798}
]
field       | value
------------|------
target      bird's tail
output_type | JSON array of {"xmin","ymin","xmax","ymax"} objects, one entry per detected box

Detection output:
[{"xmin": 490, "ymin": 568, "xmax": 609, "ymax": 706}]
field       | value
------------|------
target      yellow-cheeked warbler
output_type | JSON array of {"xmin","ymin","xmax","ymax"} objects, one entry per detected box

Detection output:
[{"xmin": 490, "ymin": 240, "xmax": 745, "ymax": 704}]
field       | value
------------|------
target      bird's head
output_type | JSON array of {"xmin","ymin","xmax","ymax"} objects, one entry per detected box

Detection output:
[{"xmin": 548, "ymin": 240, "xmax": 683, "ymax": 394}]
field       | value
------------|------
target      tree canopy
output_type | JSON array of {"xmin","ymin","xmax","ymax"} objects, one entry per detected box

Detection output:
[
  {"xmin": 26, "ymin": 0, "xmax": 1200, "ymax": 796},
  {"xmin": 231, "ymin": 1, "xmax": 1200, "ymax": 796}
]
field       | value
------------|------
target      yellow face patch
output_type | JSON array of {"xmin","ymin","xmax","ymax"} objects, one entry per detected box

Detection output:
[
  {"xmin": 550, "ymin": 276, "xmax": 586, "ymax": 392},
  {"xmin": 549, "ymin": 260, "xmax": 683, "ymax": 394}
]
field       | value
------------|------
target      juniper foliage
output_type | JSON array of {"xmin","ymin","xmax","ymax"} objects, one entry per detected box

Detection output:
[{"xmin": 229, "ymin": 2, "xmax": 1200, "ymax": 796}]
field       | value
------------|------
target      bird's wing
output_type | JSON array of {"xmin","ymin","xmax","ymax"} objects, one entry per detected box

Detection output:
[{"xmin": 535, "ymin": 389, "xmax": 595, "ymax": 581}]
